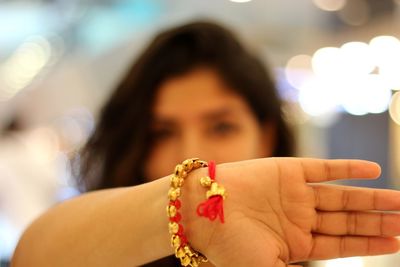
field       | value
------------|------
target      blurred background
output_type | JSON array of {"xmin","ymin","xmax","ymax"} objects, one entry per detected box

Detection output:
[{"xmin": 0, "ymin": 0, "xmax": 400, "ymax": 266}]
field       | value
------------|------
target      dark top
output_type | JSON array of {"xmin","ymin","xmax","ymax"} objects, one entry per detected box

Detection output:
[{"xmin": 141, "ymin": 255, "xmax": 180, "ymax": 267}]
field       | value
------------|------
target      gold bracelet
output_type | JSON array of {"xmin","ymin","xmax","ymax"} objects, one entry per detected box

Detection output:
[{"xmin": 167, "ymin": 158, "xmax": 209, "ymax": 267}]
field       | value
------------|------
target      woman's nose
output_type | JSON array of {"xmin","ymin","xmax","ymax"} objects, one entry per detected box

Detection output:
[{"xmin": 179, "ymin": 132, "xmax": 209, "ymax": 161}]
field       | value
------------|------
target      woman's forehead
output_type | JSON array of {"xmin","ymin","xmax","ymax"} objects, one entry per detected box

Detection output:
[
  {"xmin": 156, "ymin": 68, "xmax": 228, "ymax": 101},
  {"xmin": 152, "ymin": 68, "xmax": 250, "ymax": 117}
]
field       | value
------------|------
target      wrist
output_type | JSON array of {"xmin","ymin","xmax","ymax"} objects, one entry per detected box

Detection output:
[
  {"xmin": 167, "ymin": 159, "xmax": 213, "ymax": 266},
  {"xmin": 180, "ymin": 162, "xmax": 232, "ymax": 262},
  {"xmin": 167, "ymin": 159, "xmax": 230, "ymax": 265},
  {"xmin": 179, "ymin": 166, "xmax": 212, "ymax": 253}
]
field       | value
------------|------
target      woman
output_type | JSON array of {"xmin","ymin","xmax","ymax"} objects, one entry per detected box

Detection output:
[
  {"xmin": 80, "ymin": 20, "xmax": 294, "ymax": 266},
  {"xmin": 78, "ymin": 21, "xmax": 293, "ymax": 191},
  {"xmin": 11, "ymin": 21, "xmax": 400, "ymax": 267}
]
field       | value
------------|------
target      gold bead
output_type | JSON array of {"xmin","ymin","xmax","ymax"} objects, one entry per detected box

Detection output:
[
  {"xmin": 182, "ymin": 158, "xmax": 196, "ymax": 171},
  {"xmin": 176, "ymin": 246, "xmax": 185, "ymax": 258},
  {"xmin": 171, "ymin": 234, "xmax": 181, "ymax": 249},
  {"xmin": 190, "ymin": 258, "xmax": 199, "ymax": 267},
  {"xmin": 168, "ymin": 222, "xmax": 179, "ymax": 234},
  {"xmin": 166, "ymin": 205, "xmax": 177, "ymax": 218},
  {"xmin": 174, "ymin": 164, "xmax": 187, "ymax": 178},
  {"xmin": 168, "ymin": 188, "xmax": 181, "ymax": 201},
  {"xmin": 199, "ymin": 176, "xmax": 212, "ymax": 187},
  {"xmin": 183, "ymin": 245, "xmax": 196, "ymax": 257},
  {"xmin": 171, "ymin": 175, "xmax": 183, "ymax": 188},
  {"xmin": 181, "ymin": 255, "xmax": 191, "ymax": 266},
  {"xmin": 192, "ymin": 161, "xmax": 199, "ymax": 168},
  {"xmin": 206, "ymin": 182, "xmax": 226, "ymax": 199},
  {"xmin": 192, "ymin": 160, "xmax": 206, "ymax": 168}
]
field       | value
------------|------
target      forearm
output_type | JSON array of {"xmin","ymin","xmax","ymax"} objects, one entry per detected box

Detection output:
[
  {"xmin": 11, "ymin": 158, "xmax": 396, "ymax": 266},
  {"xmin": 11, "ymin": 176, "xmax": 174, "ymax": 267}
]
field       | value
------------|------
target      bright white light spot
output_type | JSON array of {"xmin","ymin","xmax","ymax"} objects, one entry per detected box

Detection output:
[
  {"xmin": 298, "ymin": 79, "xmax": 338, "ymax": 117},
  {"xmin": 302, "ymin": 36, "xmax": 400, "ymax": 117},
  {"xmin": 340, "ymin": 79, "xmax": 368, "ymax": 116},
  {"xmin": 369, "ymin": 36, "xmax": 400, "ymax": 53},
  {"xmin": 363, "ymin": 75, "xmax": 392, "ymax": 114},
  {"xmin": 340, "ymin": 41, "xmax": 375, "ymax": 75},
  {"xmin": 325, "ymin": 257, "xmax": 364, "ymax": 267},
  {"xmin": 380, "ymin": 66, "xmax": 400, "ymax": 90},
  {"xmin": 390, "ymin": 91, "xmax": 400, "ymax": 125},
  {"xmin": 340, "ymin": 74, "xmax": 390, "ymax": 115},
  {"xmin": 285, "ymin": 54, "xmax": 314, "ymax": 89},
  {"xmin": 313, "ymin": 0, "xmax": 347, "ymax": 11},
  {"xmin": 312, "ymin": 47, "xmax": 341, "ymax": 78},
  {"xmin": 369, "ymin": 36, "xmax": 400, "ymax": 90},
  {"xmin": 369, "ymin": 36, "xmax": 400, "ymax": 68}
]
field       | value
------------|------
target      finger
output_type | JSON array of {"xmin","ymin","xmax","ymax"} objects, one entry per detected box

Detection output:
[
  {"xmin": 306, "ymin": 235, "xmax": 399, "ymax": 260},
  {"xmin": 274, "ymin": 259, "xmax": 286, "ymax": 267},
  {"xmin": 296, "ymin": 158, "xmax": 381, "ymax": 183},
  {"xmin": 312, "ymin": 211, "xmax": 400, "ymax": 236},
  {"xmin": 312, "ymin": 184, "xmax": 400, "ymax": 211},
  {"xmin": 274, "ymin": 259, "xmax": 302, "ymax": 267}
]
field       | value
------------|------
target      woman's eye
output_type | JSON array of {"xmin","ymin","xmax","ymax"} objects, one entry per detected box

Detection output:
[{"xmin": 210, "ymin": 122, "xmax": 238, "ymax": 136}]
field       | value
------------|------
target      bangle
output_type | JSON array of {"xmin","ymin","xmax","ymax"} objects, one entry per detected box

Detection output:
[{"xmin": 167, "ymin": 158, "xmax": 209, "ymax": 267}]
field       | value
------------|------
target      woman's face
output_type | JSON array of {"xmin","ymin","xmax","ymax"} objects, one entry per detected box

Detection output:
[{"xmin": 145, "ymin": 68, "xmax": 276, "ymax": 181}]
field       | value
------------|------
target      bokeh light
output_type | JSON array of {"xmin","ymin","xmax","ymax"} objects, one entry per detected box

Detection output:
[
  {"xmin": 312, "ymin": 47, "xmax": 341, "ymax": 78},
  {"xmin": 298, "ymin": 79, "xmax": 338, "ymax": 117},
  {"xmin": 289, "ymin": 34, "xmax": 399, "ymax": 120},
  {"xmin": 312, "ymin": 0, "xmax": 347, "ymax": 11},
  {"xmin": 337, "ymin": 0, "xmax": 370, "ymax": 26},
  {"xmin": 0, "ymin": 35, "xmax": 52, "ymax": 102},
  {"xmin": 284, "ymin": 54, "xmax": 314, "ymax": 89},
  {"xmin": 339, "ymin": 41, "xmax": 375, "ymax": 75},
  {"xmin": 369, "ymin": 35, "xmax": 400, "ymax": 90},
  {"xmin": 390, "ymin": 91, "xmax": 400, "ymax": 125},
  {"xmin": 341, "ymin": 74, "xmax": 391, "ymax": 115}
]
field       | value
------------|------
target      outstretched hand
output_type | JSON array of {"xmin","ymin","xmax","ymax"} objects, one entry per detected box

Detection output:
[{"xmin": 185, "ymin": 158, "xmax": 400, "ymax": 267}]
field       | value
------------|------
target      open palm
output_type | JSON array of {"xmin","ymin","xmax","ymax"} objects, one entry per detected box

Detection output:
[{"xmin": 196, "ymin": 158, "xmax": 400, "ymax": 267}]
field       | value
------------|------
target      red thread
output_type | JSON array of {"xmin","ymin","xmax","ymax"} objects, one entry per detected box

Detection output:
[
  {"xmin": 208, "ymin": 160, "xmax": 216, "ymax": 181},
  {"xmin": 169, "ymin": 212, "xmax": 182, "ymax": 223},
  {"xmin": 168, "ymin": 198, "xmax": 187, "ymax": 248},
  {"xmin": 170, "ymin": 199, "xmax": 181, "ymax": 209},
  {"xmin": 179, "ymin": 234, "xmax": 188, "ymax": 246},
  {"xmin": 196, "ymin": 196, "xmax": 225, "ymax": 223},
  {"xmin": 177, "ymin": 224, "xmax": 184, "ymax": 235},
  {"xmin": 196, "ymin": 160, "xmax": 225, "ymax": 223}
]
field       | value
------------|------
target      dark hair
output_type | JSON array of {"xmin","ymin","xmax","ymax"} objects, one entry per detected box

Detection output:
[{"xmin": 77, "ymin": 21, "xmax": 295, "ymax": 191}]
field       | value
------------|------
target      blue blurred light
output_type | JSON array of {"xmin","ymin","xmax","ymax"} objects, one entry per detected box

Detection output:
[
  {"xmin": 77, "ymin": 0, "xmax": 162, "ymax": 54},
  {"xmin": 0, "ymin": 5, "xmax": 46, "ymax": 53}
]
